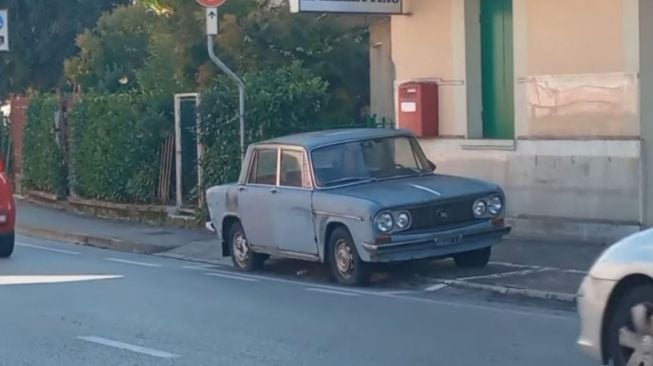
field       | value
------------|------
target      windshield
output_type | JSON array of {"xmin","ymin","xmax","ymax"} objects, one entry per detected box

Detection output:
[{"xmin": 311, "ymin": 136, "xmax": 431, "ymax": 187}]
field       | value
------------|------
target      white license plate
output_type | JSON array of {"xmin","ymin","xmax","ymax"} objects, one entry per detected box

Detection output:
[{"xmin": 434, "ymin": 235, "xmax": 463, "ymax": 246}]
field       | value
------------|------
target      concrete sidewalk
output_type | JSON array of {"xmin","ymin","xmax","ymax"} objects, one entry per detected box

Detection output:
[
  {"xmin": 16, "ymin": 198, "xmax": 609, "ymax": 304},
  {"xmin": 16, "ymin": 199, "xmax": 217, "ymax": 255}
]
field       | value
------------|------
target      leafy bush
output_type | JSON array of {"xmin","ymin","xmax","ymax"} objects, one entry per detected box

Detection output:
[
  {"xmin": 69, "ymin": 93, "xmax": 168, "ymax": 202},
  {"xmin": 23, "ymin": 94, "xmax": 68, "ymax": 195},
  {"xmin": 199, "ymin": 62, "xmax": 329, "ymax": 187}
]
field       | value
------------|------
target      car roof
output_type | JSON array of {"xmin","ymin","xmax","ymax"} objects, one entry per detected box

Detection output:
[{"xmin": 256, "ymin": 128, "xmax": 413, "ymax": 150}]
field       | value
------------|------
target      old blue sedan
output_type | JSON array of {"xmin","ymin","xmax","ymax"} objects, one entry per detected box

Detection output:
[{"xmin": 206, "ymin": 128, "xmax": 511, "ymax": 286}]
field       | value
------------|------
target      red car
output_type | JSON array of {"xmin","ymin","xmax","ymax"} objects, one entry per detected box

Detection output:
[{"xmin": 0, "ymin": 159, "xmax": 15, "ymax": 258}]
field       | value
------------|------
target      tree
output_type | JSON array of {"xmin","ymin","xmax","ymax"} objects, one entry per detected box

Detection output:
[
  {"xmin": 216, "ymin": 3, "xmax": 370, "ymax": 121},
  {"xmin": 0, "ymin": 0, "xmax": 130, "ymax": 98},
  {"xmin": 64, "ymin": 4, "xmax": 157, "ymax": 92}
]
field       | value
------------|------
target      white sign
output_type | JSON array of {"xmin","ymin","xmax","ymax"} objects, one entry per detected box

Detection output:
[
  {"xmin": 206, "ymin": 8, "xmax": 218, "ymax": 35},
  {"xmin": 0, "ymin": 10, "xmax": 8, "ymax": 52},
  {"xmin": 400, "ymin": 102, "xmax": 416, "ymax": 113},
  {"xmin": 289, "ymin": 0, "xmax": 403, "ymax": 14}
]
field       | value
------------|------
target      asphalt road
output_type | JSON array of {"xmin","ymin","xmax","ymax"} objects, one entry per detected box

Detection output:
[{"xmin": 0, "ymin": 235, "xmax": 595, "ymax": 366}]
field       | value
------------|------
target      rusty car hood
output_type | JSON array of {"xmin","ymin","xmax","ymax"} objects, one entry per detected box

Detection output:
[{"xmin": 326, "ymin": 174, "xmax": 501, "ymax": 208}]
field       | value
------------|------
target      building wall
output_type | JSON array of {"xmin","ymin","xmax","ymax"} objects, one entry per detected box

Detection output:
[
  {"xmin": 369, "ymin": 19, "xmax": 395, "ymax": 123},
  {"xmin": 391, "ymin": 0, "xmax": 466, "ymax": 137},
  {"xmin": 517, "ymin": 0, "xmax": 639, "ymax": 139},
  {"xmin": 390, "ymin": 0, "xmax": 642, "ymax": 240},
  {"xmin": 640, "ymin": 0, "xmax": 653, "ymax": 228}
]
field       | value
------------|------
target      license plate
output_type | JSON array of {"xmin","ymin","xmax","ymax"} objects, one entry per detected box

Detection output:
[{"xmin": 434, "ymin": 235, "xmax": 463, "ymax": 246}]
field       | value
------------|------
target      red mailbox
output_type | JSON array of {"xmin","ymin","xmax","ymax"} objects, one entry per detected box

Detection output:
[{"xmin": 397, "ymin": 82, "xmax": 439, "ymax": 137}]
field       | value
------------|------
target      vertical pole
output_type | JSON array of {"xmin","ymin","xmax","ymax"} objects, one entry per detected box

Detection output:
[
  {"xmin": 195, "ymin": 93, "xmax": 205, "ymax": 207},
  {"xmin": 206, "ymin": 18, "xmax": 246, "ymax": 162},
  {"xmin": 174, "ymin": 95, "xmax": 182, "ymax": 211}
]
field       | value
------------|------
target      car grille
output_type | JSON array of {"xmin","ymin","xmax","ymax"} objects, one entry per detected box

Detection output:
[{"xmin": 408, "ymin": 199, "xmax": 478, "ymax": 231}]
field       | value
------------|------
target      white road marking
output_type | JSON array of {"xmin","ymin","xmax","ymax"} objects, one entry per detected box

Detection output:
[
  {"xmin": 77, "ymin": 336, "xmax": 179, "ymax": 359},
  {"xmin": 194, "ymin": 269, "xmax": 573, "ymax": 320},
  {"xmin": 205, "ymin": 272, "xmax": 260, "ymax": 282},
  {"xmin": 17, "ymin": 243, "xmax": 81, "ymax": 255},
  {"xmin": 425, "ymin": 283, "xmax": 448, "ymax": 292},
  {"xmin": 106, "ymin": 258, "xmax": 162, "ymax": 268},
  {"xmin": 306, "ymin": 287, "xmax": 361, "ymax": 297},
  {"xmin": 488, "ymin": 261, "xmax": 538, "ymax": 269},
  {"xmin": 456, "ymin": 268, "xmax": 552, "ymax": 281},
  {"xmin": 182, "ymin": 264, "xmax": 224, "ymax": 271},
  {"xmin": 0, "ymin": 275, "xmax": 123, "ymax": 286},
  {"xmin": 380, "ymin": 290, "xmax": 414, "ymax": 295},
  {"xmin": 202, "ymin": 269, "xmax": 381, "ymax": 296},
  {"xmin": 488, "ymin": 261, "xmax": 587, "ymax": 275}
]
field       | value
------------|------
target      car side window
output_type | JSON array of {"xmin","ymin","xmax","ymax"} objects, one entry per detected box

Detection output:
[
  {"xmin": 393, "ymin": 137, "xmax": 420, "ymax": 168},
  {"xmin": 248, "ymin": 148, "xmax": 278, "ymax": 185},
  {"xmin": 280, "ymin": 150, "xmax": 311, "ymax": 188}
]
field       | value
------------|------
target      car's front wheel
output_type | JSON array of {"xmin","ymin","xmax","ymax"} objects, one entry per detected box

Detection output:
[
  {"xmin": 607, "ymin": 284, "xmax": 653, "ymax": 366},
  {"xmin": 328, "ymin": 227, "xmax": 370, "ymax": 286},
  {"xmin": 228, "ymin": 222, "xmax": 265, "ymax": 272},
  {"xmin": 0, "ymin": 232, "xmax": 14, "ymax": 258},
  {"xmin": 453, "ymin": 246, "xmax": 491, "ymax": 268}
]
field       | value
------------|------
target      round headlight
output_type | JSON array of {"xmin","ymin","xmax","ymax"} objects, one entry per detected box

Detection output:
[
  {"xmin": 472, "ymin": 200, "xmax": 487, "ymax": 217},
  {"xmin": 395, "ymin": 212, "xmax": 411, "ymax": 230},
  {"xmin": 488, "ymin": 196, "xmax": 503, "ymax": 216},
  {"xmin": 374, "ymin": 212, "xmax": 394, "ymax": 233}
]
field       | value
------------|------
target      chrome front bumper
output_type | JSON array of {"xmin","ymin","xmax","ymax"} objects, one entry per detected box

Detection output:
[{"xmin": 361, "ymin": 223, "xmax": 511, "ymax": 262}]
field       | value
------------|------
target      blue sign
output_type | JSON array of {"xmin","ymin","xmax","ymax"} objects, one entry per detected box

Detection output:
[{"xmin": 0, "ymin": 14, "xmax": 4, "ymax": 30}]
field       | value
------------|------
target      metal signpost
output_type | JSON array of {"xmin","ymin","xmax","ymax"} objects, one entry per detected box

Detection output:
[
  {"xmin": 196, "ymin": 0, "xmax": 246, "ymax": 161},
  {"xmin": 0, "ymin": 10, "xmax": 8, "ymax": 52}
]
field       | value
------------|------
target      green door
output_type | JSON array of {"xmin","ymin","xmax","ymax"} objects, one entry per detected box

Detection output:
[{"xmin": 481, "ymin": 0, "xmax": 514, "ymax": 139}]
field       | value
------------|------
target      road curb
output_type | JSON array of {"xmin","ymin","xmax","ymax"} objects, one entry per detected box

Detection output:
[
  {"xmin": 427, "ymin": 278, "xmax": 577, "ymax": 304},
  {"xmin": 16, "ymin": 224, "xmax": 171, "ymax": 255}
]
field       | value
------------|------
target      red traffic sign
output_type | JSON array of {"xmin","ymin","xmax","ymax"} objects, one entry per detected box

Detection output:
[{"xmin": 196, "ymin": 0, "xmax": 226, "ymax": 7}]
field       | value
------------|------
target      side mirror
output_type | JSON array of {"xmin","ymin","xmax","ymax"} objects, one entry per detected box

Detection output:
[{"xmin": 427, "ymin": 160, "xmax": 436, "ymax": 172}]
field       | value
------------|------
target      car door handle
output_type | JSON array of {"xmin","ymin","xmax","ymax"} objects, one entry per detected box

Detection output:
[
  {"xmin": 238, "ymin": 186, "xmax": 246, "ymax": 192},
  {"xmin": 270, "ymin": 188, "xmax": 279, "ymax": 194}
]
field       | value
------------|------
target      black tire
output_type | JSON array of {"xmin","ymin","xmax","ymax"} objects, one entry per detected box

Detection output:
[
  {"xmin": 227, "ymin": 222, "xmax": 264, "ymax": 272},
  {"xmin": 0, "ymin": 232, "xmax": 14, "ymax": 258},
  {"xmin": 328, "ymin": 227, "xmax": 370, "ymax": 286},
  {"xmin": 606, "ymin": 284, "xmax": 653, "ymax": 366},
  {"xmin": 453, "ymin": 246, "xmax": 491, "ymax": 268}
]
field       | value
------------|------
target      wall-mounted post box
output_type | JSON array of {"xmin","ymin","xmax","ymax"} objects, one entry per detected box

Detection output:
[{"xmin": 397, "ymin": 82, "xmax": 439, "ymax": 137}]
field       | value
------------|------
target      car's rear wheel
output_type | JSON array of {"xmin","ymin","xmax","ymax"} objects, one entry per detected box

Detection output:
[
  {"xmin": 328, "ymin": 227, "xmax": 370, "ymax": 286},
  {"xmin": 0, "ymin": 232, "xmax": 14, "ymax": 258},
  {"xmin": 607, "ymin": 284, "xmax": 653, "ymax": 366},
  {"xmin": 453, "ymin": 246, "xmax": 491, "ymax": 268},
  {"xmin": 228, "ymin": 222, "xmax": 265, "ymax": 272}
]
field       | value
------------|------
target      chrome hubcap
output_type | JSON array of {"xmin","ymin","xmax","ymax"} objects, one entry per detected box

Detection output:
[
  {"xmin": 335, "ymin": 239, "xmax": 354, "ymax": 279},
  {"xmin": 619, "ymin": 304, "xmax": 653, "ymax": 366},
  {"xmin": 233, "ymin": 232, "xmax": 249, "ymax": 267}
]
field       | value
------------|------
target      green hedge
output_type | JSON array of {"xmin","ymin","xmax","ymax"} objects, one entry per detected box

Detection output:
[
  {"xmin": 69, "ymin": 93, "xmax": 169, "ymax": 203},
  {"xmin": 199, "ymin": 62, "xmax": 330, "ymax": 187},
  {"xmin": 23, "ymin": 94, "xmax": 67, "ymax": 195}
]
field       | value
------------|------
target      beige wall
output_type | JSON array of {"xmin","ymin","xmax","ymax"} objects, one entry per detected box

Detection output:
[
  {"xmin": 518, "ymin": 0, "xmax": 639, "ymax": 138},
  {"xmin": 391, "ymin": 0, "xmax": 639, "ymax": 139},
  {"xmin": 391, "ymin": 0, "xmax": 466, "ymax": 137},
  {"xmin": 370, "ymin": 19, "xmax": 395, "ymax": 123},
  {"xmin": 525, "ymin": 0, "xmax": 624, "ymax": 75},
  {"xmin": 387, "ymin": 0, "xmax": 645, "ymax": 238}
]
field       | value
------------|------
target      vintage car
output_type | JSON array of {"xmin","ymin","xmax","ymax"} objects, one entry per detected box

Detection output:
[
  {"xmin": 577, "ymin": 229, "xmax": 653, "ymax": 366},
  {"xmin": 205, "ymin": 128, "xmax": 511, "ymax": 285}
]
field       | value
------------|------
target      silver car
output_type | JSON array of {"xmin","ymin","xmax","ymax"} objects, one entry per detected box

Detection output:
[
  {"xmin": 577, "ymin": 229, "xmax": 653, "ymax": 365},
  {"xmin": 206, "ymin": 128, "xmax": 511, "ymax": 285}
]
